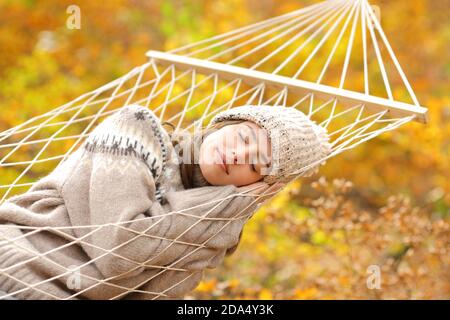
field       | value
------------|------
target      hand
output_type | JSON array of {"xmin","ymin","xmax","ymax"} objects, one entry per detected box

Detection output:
[{"xmin": 236, "ymin": 181, "xmax": 286, "ymax": 215}]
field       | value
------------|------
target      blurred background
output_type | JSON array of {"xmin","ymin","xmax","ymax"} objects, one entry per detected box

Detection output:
[{"xmin": 0, "ymin": 0, "xmax": 448, "ymax": 299}]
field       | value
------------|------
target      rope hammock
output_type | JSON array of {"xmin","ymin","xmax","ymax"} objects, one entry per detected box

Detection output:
[{"xmin": 0, "ymin": 0, "xmax": 427, "ymax": 299}]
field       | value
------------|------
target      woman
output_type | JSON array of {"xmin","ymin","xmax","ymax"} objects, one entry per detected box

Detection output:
[{"xmin": 0, "ymin": 104, "xmax": 331, "ymax": 300}]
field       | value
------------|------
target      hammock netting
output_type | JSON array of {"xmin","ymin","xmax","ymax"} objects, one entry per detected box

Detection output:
[{"xmin": 0, "ymin": 0, "xmax": 427, "ymax": 299}]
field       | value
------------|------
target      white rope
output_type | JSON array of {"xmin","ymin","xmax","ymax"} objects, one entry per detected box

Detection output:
[
  {"xmin": 294, "ymin": 0, "xmax": 359, "ymax": 79},
  {"xmin": 275, "ymin": 2, "xmax": 353, "ymax": 75},
  {"xmin": 339, "ymin": 0, "xmax": 361, "ymax": 89},
  {"xmin": 269, "ymin": 1, "xmax": 350, "ymax": 74},
  {"xmin": 363, "ymin": 0, "xmax": 420, "ymax": 106},
  {"xmin": 361, "ymin": 0, "xmax": 369, "ymax": 95},
  {"xmin": 222, "ymin": 0, "xmax": 343, "ymax": 65},
  {"xmin": 363, "ymin": 1, "xmax": 393, "ymax": 100},
  {"xmin": 169, "ymin": 0, "xmax": 328, "ymax": 55},
  {"xmin": 194, "ymin": 0, "xmax": 335, "ymax": 60}
]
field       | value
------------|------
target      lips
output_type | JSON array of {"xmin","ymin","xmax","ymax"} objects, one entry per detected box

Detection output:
[{"xmin": 215, "ymin": 147, "xmax": 228, "ymax": 175}]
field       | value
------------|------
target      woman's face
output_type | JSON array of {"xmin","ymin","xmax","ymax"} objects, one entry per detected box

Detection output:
[{"xmin": 199, "ymin": 121, "xmax": 272, "ymax": 186}]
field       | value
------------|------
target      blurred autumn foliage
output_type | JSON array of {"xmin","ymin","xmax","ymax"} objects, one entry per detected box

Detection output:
[{"xmin": 0, "ymin": 0, "xmax": 448, "ymax": 299}]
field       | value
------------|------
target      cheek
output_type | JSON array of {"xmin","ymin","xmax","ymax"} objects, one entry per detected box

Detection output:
[
  {"xmin": 229, "ymin": 166, "xmax": 261, "ymax": 186},
  {"xmin": 200, "ymin": 141, "xmax": 211, "ymax": 160},
  {"xmin": 200, "ymin": 135, "xmax": 220, "ymax": 163},
  {"xmin": 203, "ymin": 131, "xmax": 225, "ymax": 152}
]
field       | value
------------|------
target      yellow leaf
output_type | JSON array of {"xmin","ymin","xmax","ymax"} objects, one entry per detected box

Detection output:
[
  {"xmin": 258, "ymin": 288, "xmax": 273, "ymax": 300},
  {"xmin": 195, "ymin": 279, "xmax": 217, "ymax": 293},
  {"xmin": 227, "ymin": 278, "xmax": 240, "ymax": 290},
  {"xmin": 294, "ymin": 287, "xmax": 318, "ymax": 300}
]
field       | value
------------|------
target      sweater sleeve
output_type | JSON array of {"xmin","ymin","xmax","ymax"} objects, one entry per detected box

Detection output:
[{"xmin": 62, "ymin": 151, "xmax": 263, "ymax": 285}]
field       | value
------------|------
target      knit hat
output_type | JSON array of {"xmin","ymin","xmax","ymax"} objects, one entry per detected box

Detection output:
[{"xmin": 208, "ymin": 105, "xmax": 332, "ymax": 184}]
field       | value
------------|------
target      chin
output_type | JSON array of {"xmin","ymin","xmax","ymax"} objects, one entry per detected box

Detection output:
[{"xmin": 200, "ymin": 165, "xmax": 223, "ymax": 185}]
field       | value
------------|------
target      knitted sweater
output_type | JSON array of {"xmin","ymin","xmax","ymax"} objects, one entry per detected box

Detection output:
[{"xmin": 0, "ymin": 104, "xmax": 262, "ymax": 300}]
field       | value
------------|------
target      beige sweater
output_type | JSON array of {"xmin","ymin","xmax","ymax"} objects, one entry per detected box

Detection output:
[{"xmin": 0, "ymin": 105, "xmax": 262, "ymax": 300}]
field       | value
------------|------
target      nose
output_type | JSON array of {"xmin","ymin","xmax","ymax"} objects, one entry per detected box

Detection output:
[
  {"xmin": 224, "ymin": 150, "xmax": 240, "ymax": 165},
  {"xmin": 224, "ymin": 135, "xmax": 259, "ymax": 165},
  {"xmin": 228, "ymin": 151, "xmax": 238, "ymax": 165},
  {"xmin": 229, "ymin": 146, "xmax": 256, "ymax": 165}
]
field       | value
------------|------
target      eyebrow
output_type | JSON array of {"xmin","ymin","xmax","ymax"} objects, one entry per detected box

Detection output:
[{"xmin": 244, "ymin": 123, "xmax": 271, "ymax": 168}]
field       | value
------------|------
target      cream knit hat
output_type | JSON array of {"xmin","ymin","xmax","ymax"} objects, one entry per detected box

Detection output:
[{"xmin": 208, "ymin": 105, "xmax": 332, "ymax": 184}]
